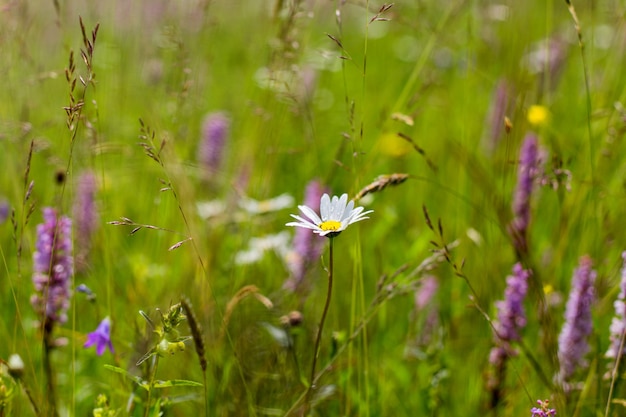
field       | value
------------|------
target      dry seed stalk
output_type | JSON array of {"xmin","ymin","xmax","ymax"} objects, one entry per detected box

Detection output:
[
  {"xmin": 219, "ymin": 285, "xmax": 273, "ymax": 341},
  {"xmin": 181, "ymin": 297, "xmax": 207, "ymax": 373},
  {"xmin": 354, "ymin": 173, "xmax": 410, "ymax": 201}
]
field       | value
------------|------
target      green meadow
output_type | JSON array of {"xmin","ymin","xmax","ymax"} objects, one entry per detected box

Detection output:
[{"xmin": 2, "ymin": 0, "xmax": 626, "ymax": 415}]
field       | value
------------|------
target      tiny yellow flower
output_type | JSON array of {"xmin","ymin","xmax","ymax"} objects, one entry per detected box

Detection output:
[
  {"xmin": 377, "ymin": 132, "xmax": 412, "ymax": 157},
  {"xmin": 543, "ymin": 284, "xmax": 554, "ymax": 295},
  {"xmin": 527, "ymin": 105, "xmax": 550, "ymax": 126}
]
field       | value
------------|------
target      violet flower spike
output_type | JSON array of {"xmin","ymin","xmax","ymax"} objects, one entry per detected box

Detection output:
[
  {"xmin": 73, "ymin": 171, "xmax": 98, "ymax": 272},
  {"xmin": 84, "ymin": 317, "xmax": 114, "ymax": 356},
  {"xmin": 488, "ymin": 263, "xmax": 530, "ymax": 367},
  {"xmin": 494, "ymin": 263, "xmax": 530, "ymax": 343},
  {"xmin": 31, "ymin": 208, "xmax": 73, "ymax": 326},
  {"xmin": 414, "ymin": 275, "xmax": 439, "ymax": 312},
  {"xmin": 531, "ymin": 399, "xmax": 556, "ymax": 416},
  {"xmin": 558, "ymin": 255, "xmax": 596, "ymax": 383},
  {"xmin": 509, "ymin": 133, "xmax": 539, "ymax": 254},
  {"xmin": 483, "ymin": 79, "xmax": 511, "ymax": 153},
  {"xmin": 198, "ymin": 111, "xmax": 230, "ymax": 174},
  {"xmin": 0, "ymin": 199, "xmax": 9, "ymax": 224},
  {"xmin": 606, "ymin": 251, "xmax": 626, "ymax": 358},
  {"xmin": 73, "ymin": 172, "xmax": 98, "ymax": 238}
]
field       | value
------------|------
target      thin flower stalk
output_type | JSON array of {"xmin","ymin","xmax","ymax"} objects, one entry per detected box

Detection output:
[{"xmin": 306, "ymin": 237, "xmax": 334, "ymax": 409}]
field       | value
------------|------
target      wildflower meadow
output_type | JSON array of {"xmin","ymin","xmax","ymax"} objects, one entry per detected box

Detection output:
[{"xmin": 2, "ymin": 0, "xmax": 626, "ymax": 416}]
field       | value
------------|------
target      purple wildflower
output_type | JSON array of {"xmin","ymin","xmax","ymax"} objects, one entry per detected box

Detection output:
[
  {"xmin": 494, "ymin": 263, "xmax": 530, "ymax": 343},
  {"xmin": 198, "ymin": 112, "xmax": 230, "ymax": 174},
  {"xmin": 31, "ymin": 208, "xmax": 73, "ymax": 326},
  {"xmin": 558, "ymin": 255, "xmax": 596, "ymax": 383},
  {"xmin": 606, "ymin": 252, "xmax": 626, "ymax": 358},
  {"xmin": 487, "ymin": 263, "xmax": 530, "ymax": 404},
  {"xmin": 283, "ymin": 179, "xmax": 328, "ymax": 293},
  {"xmin": 412, "ymin": 275, "xmax": 440, "ymax": 348},
  {"xmin": 84, "ymin": 317, "xmax": 114, "ymax": 355},
  {"xmin": 483, "ymin": 79, "xmax": 512, "ymax": 154},
  {"xmin": 531, "ymin": 399, "xmax": 556, "ymax": 416},
  {"xmin": 0, "ymin": 199, "xmax": 9, "ymax": 224},
  {"xmin": 72, "ymin": 171, "xmax": 98, "ymax": 273},
  {"xmin": 489, "ymin": 263, "xmax": 530, "ymax": 366},
  {"xmin": 414, "ymin": 275, "xmax": 439, "ymax": 312},
  {"xmin": 509, "ymin": 133, "xmax": 539, "ymax": 254}
]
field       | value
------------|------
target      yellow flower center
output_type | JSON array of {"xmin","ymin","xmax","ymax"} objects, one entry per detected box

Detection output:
[{"xmin": 319, "ymin": 220, "xmax": 341, "ymax": 231}]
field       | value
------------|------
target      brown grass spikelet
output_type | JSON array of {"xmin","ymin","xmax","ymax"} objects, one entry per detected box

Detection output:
[
  {"xmin": 220, "ymin": 285, "xmax": 274, "ymax": 341},
  {"xmin": 369, "ymin": 3, "xmax": 394, "ymax": 24},
  {"xmin": 504, "ymin": 116, "xmax": 513, "ymax": 133},
  {"xmin": 354, "ymin": 173, "xmax": 410, "ymax": 201},
  {"xmin": 180, "ymin": 297, "xmax": 207, "ymax": 373},
  {"xmin": 396, "ymin": 132, "xmax": 438, "ymax": 172}
]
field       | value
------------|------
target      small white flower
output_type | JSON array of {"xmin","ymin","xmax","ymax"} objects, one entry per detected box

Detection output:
[
  {"xmin": 239, "ymin": 193, "xmax": 294, "ymax": 214},
  {"xmin": 286, "ymin": 193, "xmax": 372, "ymax": 237},
  {"xmin": 235, "ymin": 232, "xmax": 291, "ymax": 265}
]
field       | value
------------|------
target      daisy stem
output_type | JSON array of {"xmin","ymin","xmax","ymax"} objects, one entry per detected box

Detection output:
[{"xmin": 306, "ymin": 237, "xmax": 334, "ymax": 410}]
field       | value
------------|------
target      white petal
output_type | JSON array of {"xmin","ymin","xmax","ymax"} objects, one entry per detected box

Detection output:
[
  {"xmin": 286, "ymin": 214, "xmax": 319, "ymax": 230},
  {"xmin": 341, "ymin": 200, "xmax": 356, "ymax": 221},
  {"xmin": 286, "ymin": 222, "xmax": 321, "ymax": 231},
  {"xmin": 330, "ymin": 194, "xmax": 348, "ymax": 221},
  {"xmin": 320, "ymin": 194, "xmax": 331, "ymax": 221},
  {"xmin": 337, "ymin": 194, "xmax": 348, "ymax": 218},
  {"xmin": 344, "ymin": 206, "xmax": 364, "ymax": 223},
  {"xmin": 344, "ymin": 209, "xmax": 362, "ymax": 221},
  {"xmin": 347, "ymin": 209, "xmax": 373, "ymax": 225},
  {"xmin": 298, "ymin": 205, "xmax": 322, "ymax": 225},
  {"xmin": 327, "ymin": 195, "xmax": 339, "ymax": 220}
]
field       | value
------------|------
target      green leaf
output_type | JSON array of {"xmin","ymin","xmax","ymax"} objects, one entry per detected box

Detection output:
[
  {"xmin": 152, "ymin": 379, "xmax": 204, "ymax": 389},
  {"xmin": 103, "ymin": 364, "xmax": 147, "ymax": 389}
]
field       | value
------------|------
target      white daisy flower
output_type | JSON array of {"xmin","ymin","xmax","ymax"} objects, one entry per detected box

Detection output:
[{"xmin": 286, "ymin": 193, "xmax": 372, "ymax": 237}]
